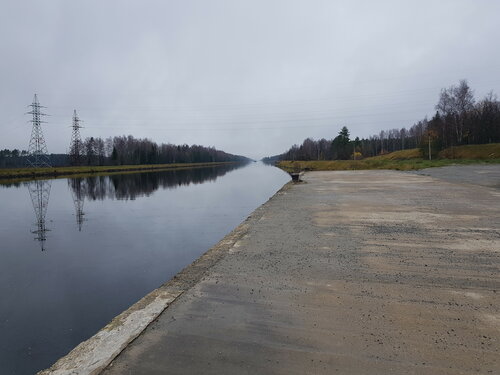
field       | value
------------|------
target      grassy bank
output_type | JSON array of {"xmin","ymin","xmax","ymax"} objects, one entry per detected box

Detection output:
[
  {"xmin": 438, "ymin": 143, "xmax": 500, "ymax": 159},
  {"xmin": 277, "ymin": 144, "xmax": 500, "ymax": 172},
  {"xmin": 0, "ymin": 162, "xmax": 236, "ymax": 182},
  {"xmin": 278, "ymin": 158, "xmax": 500, "ymax": 172}
]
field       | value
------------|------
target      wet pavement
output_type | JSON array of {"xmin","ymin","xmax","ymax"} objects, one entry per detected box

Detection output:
[{"xmin": 101, "ymin": 166, "xmax": 500, "ymax": 374}]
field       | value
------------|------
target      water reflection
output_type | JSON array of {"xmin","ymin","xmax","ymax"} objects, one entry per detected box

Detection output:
[
  {"xmin": 22, "ymin": 163, "xmax": 247, "ymax": 249},
  {"xmin": 0, "ymin": 162, "xmax": 289, "ymax": 375},
  {"xmin": 27, "ymin": 180, "xmax": 52, "ymax": 251},
  {"xmin": 68, "ymin": 163, "xmax": 245, "ymax": 201},
  {"xmin": 69, "ymin": 179, "xmax": 85, "ymax": 231}
]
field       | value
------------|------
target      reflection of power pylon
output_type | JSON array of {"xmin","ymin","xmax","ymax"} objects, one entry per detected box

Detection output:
[
  {"xmin": 27, "ymin": 180, "xmax": 52, "ymax": 251},
  {"xmin": 26, "ymin": 94, "xmax": 51, "ymax": 168},
  {"xmin": 69, "ymin": 179, "xmax": 85, "ymax": 231},
  {"xmin": 69, "ymin": 110, "xmax": 84, "ymax": 166}
]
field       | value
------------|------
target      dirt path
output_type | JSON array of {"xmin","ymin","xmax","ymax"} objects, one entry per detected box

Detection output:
[{"xmin": 102, "ymin": 167, "xmax": 500, "ymax": 374}]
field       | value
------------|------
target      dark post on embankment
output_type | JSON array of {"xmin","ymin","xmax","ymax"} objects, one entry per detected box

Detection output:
[{"xmin": 289, "ymin": 172, "xmax": 301, "ymax": 182}]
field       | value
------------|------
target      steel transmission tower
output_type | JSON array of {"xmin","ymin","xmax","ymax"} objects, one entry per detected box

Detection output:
[
  {"xmin": 26, "ymin": 94, "xmax": 51, "ymax": 167},
  {"xmin": 27, "ymin": 180, "xmax": 52, "ymax": 251},
  {"xmin": 69, "ymin": 110, "xmax": 84, "ymax": 166}
]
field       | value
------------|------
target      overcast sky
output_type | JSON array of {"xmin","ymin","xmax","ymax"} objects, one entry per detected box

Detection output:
[{"xmin": 1, "ymin": 0, "xmax": 499, "ymax": 159}]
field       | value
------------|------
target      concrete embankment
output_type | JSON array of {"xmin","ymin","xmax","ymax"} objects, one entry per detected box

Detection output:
[{"xmin": 42, "ymin": 166, "xmax": 500, "ymax": 374}]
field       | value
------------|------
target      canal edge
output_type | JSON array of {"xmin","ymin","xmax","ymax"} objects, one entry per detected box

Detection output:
[{"xmin": 37, "ymin": 180, "xmax": 293, "ymax": 375}]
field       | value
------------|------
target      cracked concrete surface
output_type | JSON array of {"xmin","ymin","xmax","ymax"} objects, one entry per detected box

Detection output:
[{"xmin": 102, "ymin": 166, "xmax": 500, "ymax": 374}]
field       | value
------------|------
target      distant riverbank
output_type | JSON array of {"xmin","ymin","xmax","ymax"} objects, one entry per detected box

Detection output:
[{"xmin": 0, "ymin": 162, "xmax": 244, "ymax": 183}]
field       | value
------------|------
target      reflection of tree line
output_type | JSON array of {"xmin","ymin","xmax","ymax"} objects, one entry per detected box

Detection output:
[
  {"xmin": 24, "ymin": 163, "xmax": 246, "ymax": 250},
  {"xmin": 73, "ymin": 163, "xmax": 245, "ymax": 200}
]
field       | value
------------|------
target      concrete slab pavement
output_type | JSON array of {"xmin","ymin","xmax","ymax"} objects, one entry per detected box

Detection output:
[{"xmin": 97, "ymin": 167, "xmax": 499, "ymax": 374}]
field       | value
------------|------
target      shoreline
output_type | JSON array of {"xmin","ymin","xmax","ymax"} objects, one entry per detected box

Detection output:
[
  {"xmin": 38, "ymin": 165, "xmax": 500, "ymax": 374},
  {"xmin": 0, "ymin": 161, "xmax": 243, "ymax": 184},
  {"xmin": 38, "ymin": 181, "xmax": 293, "ymax": 375},
  {"xmin": 102, "ymin": 166, "xmax": 500, "ymax": 374}
]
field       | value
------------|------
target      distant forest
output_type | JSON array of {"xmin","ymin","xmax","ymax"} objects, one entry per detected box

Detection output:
[
  {"xmin": 0, "ymin": 136, "xmax": 248, "ymax": 168},
  {"xmin": 265, "ymin": 80, "xmax": 500, "ymax": 162}
]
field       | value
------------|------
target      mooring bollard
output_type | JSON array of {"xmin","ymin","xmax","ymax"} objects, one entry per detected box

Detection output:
[{"xmin": 290, "ymin": 172, "xmax": 301, "ymax": 182}]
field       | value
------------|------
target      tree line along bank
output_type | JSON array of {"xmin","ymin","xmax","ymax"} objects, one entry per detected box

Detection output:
[
  {"xmin": 266, "ymin": 80, "xmax": 500, "ymax": 162},
  {"xmin": 1, "ymin": 135, "xmax": 248, "ymax": 168}
]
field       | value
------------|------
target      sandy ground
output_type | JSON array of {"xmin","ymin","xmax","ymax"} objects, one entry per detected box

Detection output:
[{"xmin": 102, "ymin": 166, "xmax": 500, "ymax": 374}]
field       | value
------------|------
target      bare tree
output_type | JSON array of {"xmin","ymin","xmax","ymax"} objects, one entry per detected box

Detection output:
[{"xmin": 436, "ymin": 79, "xmax": 475, "ymax": 144}]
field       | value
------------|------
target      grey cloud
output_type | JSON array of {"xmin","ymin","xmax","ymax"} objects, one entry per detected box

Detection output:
[{"xmin": 1, "ymin": 0, "xmax": 499, "ymax": 159}]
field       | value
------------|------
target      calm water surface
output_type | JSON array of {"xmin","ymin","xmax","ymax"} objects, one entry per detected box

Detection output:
[{"xmin": 0, "ymin": 162, "xmax": 289, "ymax": 375}]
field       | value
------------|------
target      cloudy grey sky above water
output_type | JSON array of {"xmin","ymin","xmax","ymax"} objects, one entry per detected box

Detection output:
[{"xmin": 1, "ymin": 1, "xmax": 499, "ymax": 159}]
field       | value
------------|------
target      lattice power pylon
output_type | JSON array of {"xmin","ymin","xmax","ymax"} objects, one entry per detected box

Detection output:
[
  {"xmin": 27, "ymin": 179, "xmax": 52, "ymax": 251},
  {"xmin": 69, "ymin": 110, "xmax": 84, "ymax": 166},
  {"xmin": 26, "ymin": 94, "xmax": 51, "ymax": 167}
]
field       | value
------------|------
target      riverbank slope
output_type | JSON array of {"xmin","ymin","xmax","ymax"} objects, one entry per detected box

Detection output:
[{"xmin": 277, "ymin": 144, "xmax": 500, "ymax": 172}]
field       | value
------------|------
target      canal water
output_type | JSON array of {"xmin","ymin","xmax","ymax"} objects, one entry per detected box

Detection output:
[{"xmin": 0, "ymin": 162, "xmax": 289, "ymax": 375}]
